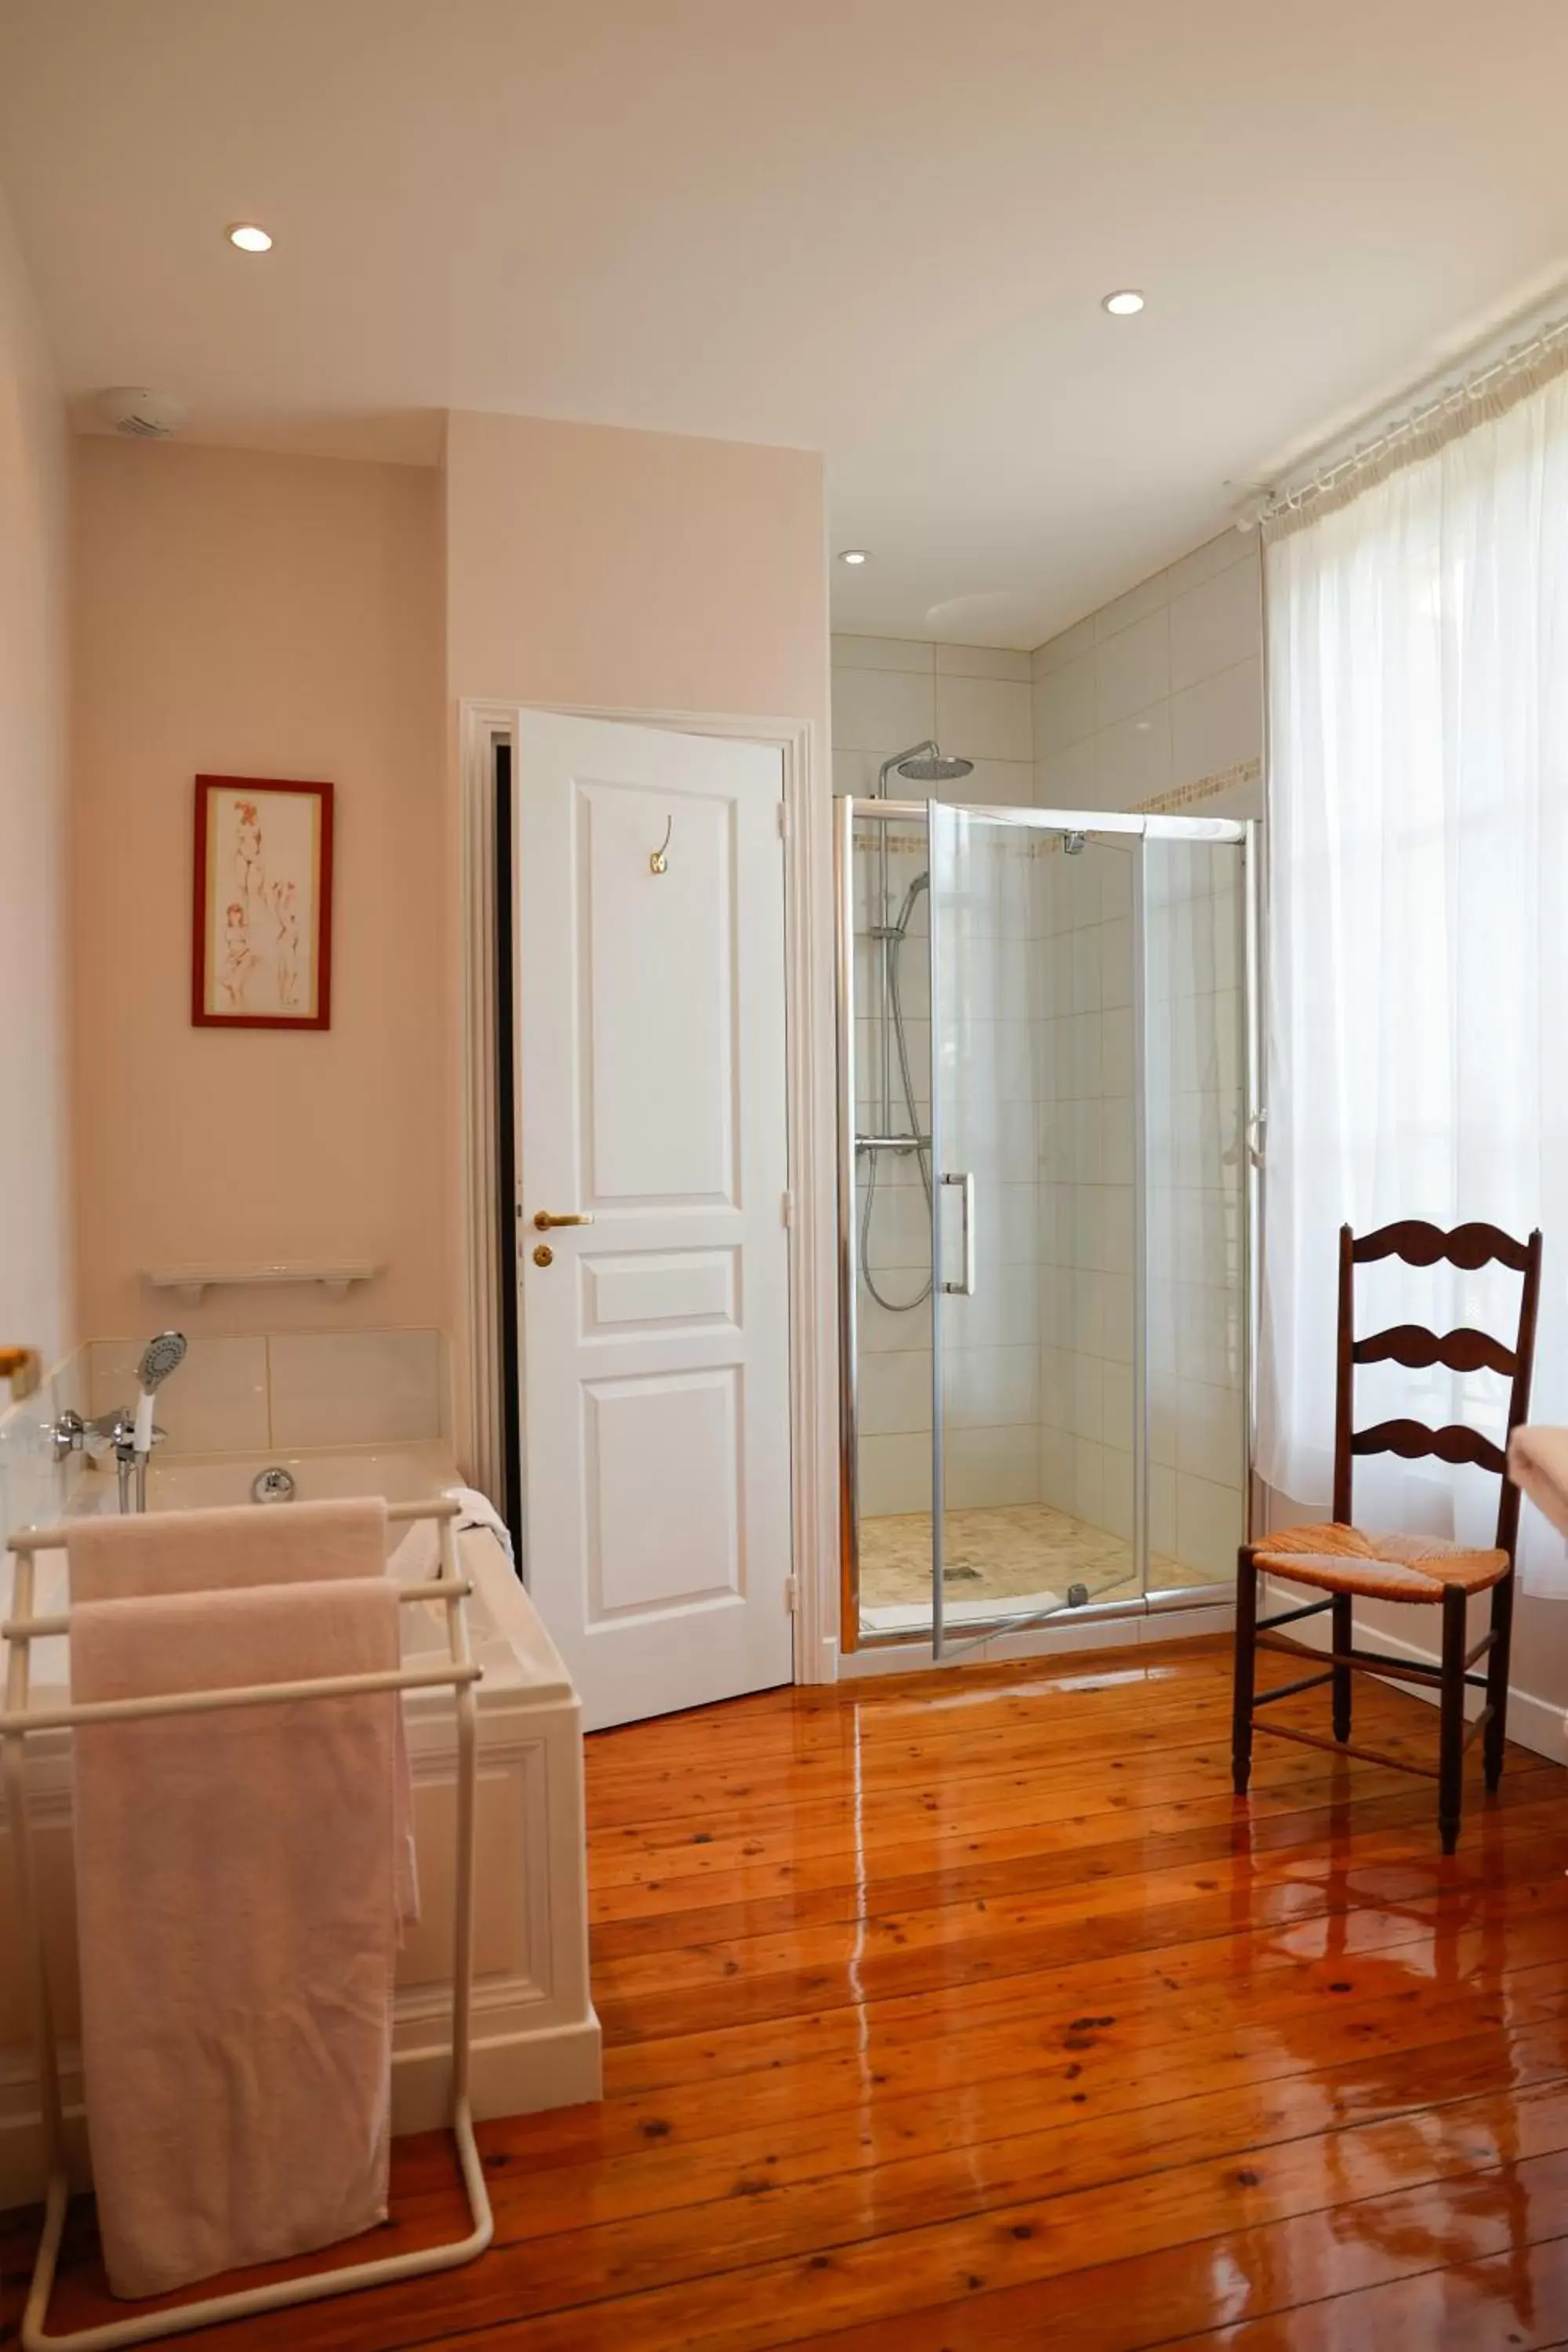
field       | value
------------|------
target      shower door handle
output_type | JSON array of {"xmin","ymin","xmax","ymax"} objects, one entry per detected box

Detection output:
[{"xmin": 939, "ymin": 1171, "xmax": 976, "ymax": 1298}]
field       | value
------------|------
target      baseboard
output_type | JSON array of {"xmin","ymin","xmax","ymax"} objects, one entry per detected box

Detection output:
[{"xmin": 1258, "ymin": 1577, "xmax": 1566, "ymax": 1766}]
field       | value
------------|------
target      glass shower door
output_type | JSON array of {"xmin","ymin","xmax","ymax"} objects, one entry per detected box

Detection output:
[{"xmin": 928, "ymin": 803, "xmax": 1141, "ymax": 1650}]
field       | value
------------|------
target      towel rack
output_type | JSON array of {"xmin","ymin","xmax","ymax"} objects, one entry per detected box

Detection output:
[{"xmin": 0, "ymin": 1497, "xmax": 495, "ymax": 2350}]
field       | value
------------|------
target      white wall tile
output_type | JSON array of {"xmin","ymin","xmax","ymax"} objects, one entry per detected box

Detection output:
[
  {"xmin": 858, "ymin": 1348, "xmax": 933, "ymax": 1437},
  {"xmin": 1162, "ymin": 532, "xmax": 1256, "ymax": 604},
  {"xmin": 935, "ymin": 673, "xmax": 1033, "ymax": 764},
  {"xmin": 946, "ymin": 1426, "xmax": 1037, "ymax": 1510},
  {"xmin": 833, "ymin": 664, "xmax": 937, "ymax": 753},
  {"xmin": 1102, "ymin": 1447, "xmax": 1134, "ymax": 1541},
  {"xmin": 1096, "ymin": 608, "xmax": 1170, "ymax": 728},
  {"xmin": 947, "ymin": 757, "xmax": 1033, "ymax": 808},
  {"xmin": 1039, "ymin": 1425, "xmax": 1076, "ymax": 1512},
  {"xmin": 1033, "ymin": 614, "xmax": 1097, "ymax": 677},
  {"xmin": 267, "ymin": 1329, "xmax": 442, "ymax": 1449},
  {"xmin": 946, "ymin": 1345, "xmax": 1039, "ymax": 1429},
  {"xmin": 1036, "ymin": 739, "xmax": 1099, "ymax": 810},
  {"xmin": 858, "ymin": 1432, "xmax": 932, "ymax": 1517},
  {"xmin": 1073, "ymin": 1439, "xmax": 1105, "ymax": 1527},
  {"xmin": 1178, "ymin": 1379, "xmax": 1246, "ymax": 1489},
  {"xmin": 1176, "ymin": 1471, "xmax": 1243, "ymax": 1580},
  {"xmin": 831, "ymin": 633, "xmax": 935, "ymax": 673},
  {"xmin": 1098, "ymin": 707, "xmax": 1172, "ymax": 808},
  {"xmin": 89, "ymin": 1334, "xmax": 270, "ymax": 1456},
  {"xmin": 935, "ymin": 643, "xmax": 1032, "ymax": 681},
  {"xmin": 858, "ymin": 1292, "xmax": 932, "ymax": 1356},
  {"xmin": 1093, "ymin": 569, "xmax": 1170, "ymax": 642},
  {"xmin": 1033, "ymin": 654, "xmax": 1098, "ymax": 755},
  {"xmin": 1169, "ymin": 657, "xmax": 1262, "ymax": 786},
  {"xmin": 1169, "ymin": 555, "xmax": 1261, "ymax": 694}
]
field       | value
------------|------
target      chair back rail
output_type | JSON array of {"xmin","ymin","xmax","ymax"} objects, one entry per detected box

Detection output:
[{"xmin": 1330, "ymin": 1221, "xmax": 1543, "ymax": 1552}]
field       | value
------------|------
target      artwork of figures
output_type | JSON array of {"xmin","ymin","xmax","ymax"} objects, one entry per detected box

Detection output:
[{"xmin": 191, "ymin": 776, "xmax": 334, "ymax": 1029}]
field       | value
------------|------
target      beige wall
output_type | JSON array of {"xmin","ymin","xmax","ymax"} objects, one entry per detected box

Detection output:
[
  {"xmin": 445, "ymin": 410, "xmax": 826, "ymax": 718},
  {"xmin": 0, "ymin": 184, "xmax": 71, "ymax": 1370},
  {"xmin": 443, "ymin": 409, "xmax": 830, "ymax": 1462},
  {"xmin": 72, "ymin": 440, "xmax": 448, "ymax": 1340}
]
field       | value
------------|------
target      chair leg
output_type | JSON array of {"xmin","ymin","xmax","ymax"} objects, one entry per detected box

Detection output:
[
  {"xmin": 1439, "ymin": 1586, "xmax": 1468, "ymax": 1856},
  {"xmin": 1331, "ymin": 1593, "xmax": 1352, "ymax": 1742},
  {"xmin": 1484, "ymin": 1568, "xmax": 1515, "ymax": 1795},
  {"xmin": 1232, "ymin": 1546, "xmax": 1258, "ymax": 1797}
]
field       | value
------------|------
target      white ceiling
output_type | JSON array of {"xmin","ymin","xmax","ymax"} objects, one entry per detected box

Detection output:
[{"xmin": 2, "ymin": 0, "xmax": 1566, "ymax": 646}]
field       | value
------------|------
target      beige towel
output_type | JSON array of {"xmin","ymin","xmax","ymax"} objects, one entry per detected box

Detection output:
[
  {"xmin": 1509, "ymin": 1425, "xmax": 1568, "ymax": 1539},
  {"xmin": 65, "ymin": 1502, "xmax": 416, "ymax": 2299}
]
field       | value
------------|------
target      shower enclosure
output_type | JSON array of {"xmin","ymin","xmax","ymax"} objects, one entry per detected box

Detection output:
[{"xmin": 836, "ymin": 791, "xmax": 1258, "ymax": 1654}]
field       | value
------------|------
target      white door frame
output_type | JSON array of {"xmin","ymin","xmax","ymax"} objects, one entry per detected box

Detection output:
[{"xmin": 458, "ymin": 696, "xmax": 838, "ymax": 1688}]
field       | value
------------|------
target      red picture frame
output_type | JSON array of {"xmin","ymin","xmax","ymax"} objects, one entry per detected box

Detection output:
[{"xmin": 191, "ymin": 775, "xmax": 335, "ymax": 1030}]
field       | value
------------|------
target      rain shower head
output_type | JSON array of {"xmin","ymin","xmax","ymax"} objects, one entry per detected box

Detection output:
[
  {"xmin": 876, "ymin": 740, "xmax": 975, "ymax": 793},
  {"xmin": 896, "ymin": 748, "xmax": 974, "ymax": 783},
  {"xmin": 136, "ymin": 1330, "xmax": 187, "ymax": 1391}
]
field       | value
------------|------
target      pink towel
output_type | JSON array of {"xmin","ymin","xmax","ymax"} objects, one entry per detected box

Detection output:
[
  {"xmin": 67, "ymin": 1500, "xmax": 417, "ymax": 1918},
  {"xmin": 1509, "ymin": 1425, "xmax": 1568, "ymax": 1538},
  {"xmin": 66, "ymin": 1496, "xmax": 394, "ymax": 1604},
  {"xmin": 65, "ymin": 1503, "xmax": 416, "ymax": 2299}
]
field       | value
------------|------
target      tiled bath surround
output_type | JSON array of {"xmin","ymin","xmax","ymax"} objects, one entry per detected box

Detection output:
[{"xmin": 0, "ymin": 1330, "xmax": 451, "ymax": 1545}]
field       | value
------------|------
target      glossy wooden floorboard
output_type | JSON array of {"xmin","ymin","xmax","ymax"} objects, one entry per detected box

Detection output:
[{"xmin": 5, "ymin": 1634, "xmax": 1567, "ymax": 2350}]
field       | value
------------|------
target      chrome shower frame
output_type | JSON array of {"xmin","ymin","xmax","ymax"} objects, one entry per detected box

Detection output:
[{"xmin": 835, "ymin": 793, "xmax": 1261, "ymax": 1661}]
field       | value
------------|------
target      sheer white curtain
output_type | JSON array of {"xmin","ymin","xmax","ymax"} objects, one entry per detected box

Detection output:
[{"xmin": 1258, "ymin": 362, "xmax": 1568, "ymax": 1592}]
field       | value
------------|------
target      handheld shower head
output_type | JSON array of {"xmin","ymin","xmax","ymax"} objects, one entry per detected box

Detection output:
[
  {"xmin": 132, "ymin": 1330, "xmax": 187, "ymax": 1459},
  {"xmin": 137, "ymin": 1330, "xmax": 187, "ymax": 1392}
]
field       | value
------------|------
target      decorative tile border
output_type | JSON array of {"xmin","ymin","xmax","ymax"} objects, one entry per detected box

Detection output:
[{"xmin": 1134, "ymin": 758, "xmax": 1262, "ymax": 815}]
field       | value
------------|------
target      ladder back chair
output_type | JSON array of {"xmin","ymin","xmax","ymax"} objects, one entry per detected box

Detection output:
[{"xmin": 1232, "ymin": 1219, "xmax": 1543, "ymax": 1853}]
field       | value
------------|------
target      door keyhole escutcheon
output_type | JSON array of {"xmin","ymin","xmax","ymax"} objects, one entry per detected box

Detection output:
[{"xmin": 533, "ymin": 1243, "xmax": 554, "ymax": 1268}]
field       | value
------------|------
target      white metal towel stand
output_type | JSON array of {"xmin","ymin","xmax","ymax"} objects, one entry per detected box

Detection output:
[{"xmin": 0, "ymin": 1497, "xmax": 496, "ymax": 2351}]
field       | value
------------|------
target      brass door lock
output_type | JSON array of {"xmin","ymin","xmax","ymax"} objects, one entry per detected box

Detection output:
[{"xmin": 532, "ymin": 1243, "xmax": 554, "ymax": 1268}]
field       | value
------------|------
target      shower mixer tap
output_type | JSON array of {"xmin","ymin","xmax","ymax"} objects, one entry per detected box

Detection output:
[{"xmin": 50, "ymin": 1333, "xmax": 187, "ymax": 1512}]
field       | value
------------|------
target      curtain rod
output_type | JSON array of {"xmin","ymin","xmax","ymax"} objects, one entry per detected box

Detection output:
[{"xmin": 1260, "ymin": 307, "xmax": 1568, "ymax": 529}]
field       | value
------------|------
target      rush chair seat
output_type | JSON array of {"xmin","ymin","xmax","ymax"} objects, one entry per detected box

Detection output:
[{"xmin": 1232, "ymin": 1219, "xmax": 1543, "ymax": 1854}]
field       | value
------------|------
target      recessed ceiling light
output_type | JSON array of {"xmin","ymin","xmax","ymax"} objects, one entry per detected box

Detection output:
[
  {"xmin": 838, "ymin": 548, "xmax": 870, "ymax": 566},
  {"xmin": 1102, "ymin": 289, "xmax": 1145, "ymax": 317},
  {"xmin": 226, "ymin": 223, "xmax": 273, "ymax": 253}
]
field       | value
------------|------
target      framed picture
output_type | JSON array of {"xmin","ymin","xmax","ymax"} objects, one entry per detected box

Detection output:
[{"xmin": 191, "ymin": 775, "xmax": 334, "ymax": 1029}]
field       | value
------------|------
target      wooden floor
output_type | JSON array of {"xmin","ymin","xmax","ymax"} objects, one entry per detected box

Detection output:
[{"xmin": 7, "ymin": 1633, "xmax": 1568, "ymax": 2349}]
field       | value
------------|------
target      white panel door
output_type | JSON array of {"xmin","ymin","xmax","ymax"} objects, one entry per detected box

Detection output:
[{"xmin": 515, "ymin": 712, "xmax": 793, "ymax": 1730}]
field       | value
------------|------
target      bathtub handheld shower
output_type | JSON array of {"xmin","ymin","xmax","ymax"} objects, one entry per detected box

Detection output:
[{"xmin": 131, "ymin": 1330, "xmax": 187, "ymax": 1509}]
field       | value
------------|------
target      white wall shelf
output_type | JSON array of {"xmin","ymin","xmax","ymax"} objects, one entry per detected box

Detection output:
[{"xmin": 141, "ymin": 1261, "xmax": 383, "ymax": 1307}]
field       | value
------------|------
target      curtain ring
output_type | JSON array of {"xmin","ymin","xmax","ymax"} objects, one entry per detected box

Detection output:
[{"xmin": 650, "ymin": 815, "xmax": 673, "ymax": 875}]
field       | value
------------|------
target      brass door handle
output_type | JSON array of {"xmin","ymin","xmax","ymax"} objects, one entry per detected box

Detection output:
[{"xmin": 533, "ymin": 1210, "xmax": 596, "ymax": 1231}]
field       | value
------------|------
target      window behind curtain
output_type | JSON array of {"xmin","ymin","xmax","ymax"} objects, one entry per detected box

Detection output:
[{"xmin": 1258, "ymin": 364, "xmax": 1568, "ymax": 1590}]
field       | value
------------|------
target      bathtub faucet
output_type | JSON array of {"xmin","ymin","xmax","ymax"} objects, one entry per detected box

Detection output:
[
  {"xmin": 49, "ymin": 1331, "xmax": 187, "ymax": 1513},
  {"xmin": 51, "ymin": 1405, "xmax": 167, "ymax": 1513}
]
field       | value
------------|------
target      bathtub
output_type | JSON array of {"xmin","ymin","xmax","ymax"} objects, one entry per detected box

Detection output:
[{"xmin": 0, "ymin": 1442, "xmax": 602, "ymax": 2207}]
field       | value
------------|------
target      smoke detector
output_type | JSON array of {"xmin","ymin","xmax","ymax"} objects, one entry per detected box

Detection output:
[{"xmin": 94, "ymin": 387, "xmax": 187, "ymax": 439}]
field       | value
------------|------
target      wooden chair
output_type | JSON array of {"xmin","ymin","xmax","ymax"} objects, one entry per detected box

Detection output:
[{"xmin": 1232, "ymin": 1219, "xmax": 1543, "ymax": 1853}]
